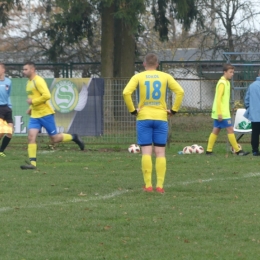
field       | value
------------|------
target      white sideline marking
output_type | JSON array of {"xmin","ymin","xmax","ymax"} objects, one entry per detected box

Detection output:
[
  {"xmin": 0, "ymin": 190, "xmax": 129, "ymax": 213},
  {"xmin": 0, "ymin": 207, "xmax": 13, "ymax": 212},
  {"xmin": 1, "ymin": 172, "xmax": 260, "ymax": 213},
  {"xmin": 171, "ymin": 172, "xmax": 260, "ymax": 187},
  {"xmin": 37, "ymin": 150, "xmax": 56, "ymax": 154}
]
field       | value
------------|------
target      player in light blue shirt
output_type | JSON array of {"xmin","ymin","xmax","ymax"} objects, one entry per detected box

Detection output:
[
  {"xmin": 244, "ymin": 70, "xmax": 260, "ymax": 155},
  {"xmin": 0, "ymin": 63, "xmax": 13, "ymax": 157}
]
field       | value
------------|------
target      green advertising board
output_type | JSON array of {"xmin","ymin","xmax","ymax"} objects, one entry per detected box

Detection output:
[{"xmin": 11, "ymin": 78, "xmax": 104, "ymax": 136}]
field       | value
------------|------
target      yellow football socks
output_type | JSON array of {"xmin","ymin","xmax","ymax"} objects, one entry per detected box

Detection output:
[
  {"xmin": 228, "ymin": 133, "xmax": 240, "ymax": 152},
  {"xmin": 28, "ymin": 143, "xmax": 37, "ymax": 167},
  {"xmin": 207, "ymin": 133, "xmax": 218, "ymax": 152},
  {"xmin": 156, "ymin": 157, "xmax": 166, "ymax": 189},
  {"xmin": 62, "ymin": 133, "xmax": 73, "ymax": 142},
  {"xmin": 142, "ymin": 155, "xmax": 152, "ymax": 188}
]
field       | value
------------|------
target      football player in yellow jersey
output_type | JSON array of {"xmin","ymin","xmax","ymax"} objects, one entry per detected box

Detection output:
[
  {"xmin": 123, "ymin": 53, "xmax": 184, "ymax": 193},
  {"xmin": 20, "ymin": 61, "xmax": 85, "ymax": 170},
  {"xmin": 206, "ymin": 63, "xmax": 249, "ymax": 156}
]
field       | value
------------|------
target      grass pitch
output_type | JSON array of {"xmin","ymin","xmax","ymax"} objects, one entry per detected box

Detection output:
[{"xmin": 1, "ymin": 140, "xmax": 260, "ymax": 260}]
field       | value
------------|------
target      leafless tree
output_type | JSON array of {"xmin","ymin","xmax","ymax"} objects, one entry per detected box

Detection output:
[{"xmin": 195, "ymin": 0, "xmax": 260, "ymax": 60}]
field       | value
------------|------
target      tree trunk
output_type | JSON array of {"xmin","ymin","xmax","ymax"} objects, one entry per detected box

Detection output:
[
  {"xmin": 114, "ymin": 20, "xmax": 135, "ymax": 78},
  {"xmin": 101, "ymin": 4, "xmax": 115, "ymax": 123},
  {"xmin": 101, "ymin": 5, "xmax": 115, "ymax": 78},
  {"xmin": 113, "ymin": 19, "xmax": 135, "ymax": 120}
]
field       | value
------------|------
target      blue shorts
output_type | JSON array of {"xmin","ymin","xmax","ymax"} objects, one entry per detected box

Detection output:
[
  {"xmin": 213, "ymin": 118, "xmax": 232, "ymax": 128},
  {"xmin": 29, "ymin": 114, "xmax": 57, "ymax": 136},
  {"xmin": 137, "ymin": 120, "xmax": 168, "ymax": 147}
]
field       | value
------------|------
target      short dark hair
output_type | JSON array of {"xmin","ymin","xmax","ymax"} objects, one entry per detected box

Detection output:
[
  {"xmin": 223, "ymin": 63, "xmax": 234, "ymax": 72},
  {"xmin": 144, "ymin": 53, "xmax": 159, "ymax": 67},
  {"xmin": 24, "ymin": 61, "xmax": 36, "ymax": 68}
]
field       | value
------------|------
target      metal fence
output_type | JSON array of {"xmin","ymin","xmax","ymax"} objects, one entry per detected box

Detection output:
[
  {"xmin": 4, "ymin": 60, "xmax": 227, "ymax": 78},
  {"xmin": 98, "ymin": 78, "xmax": 252, "ymax": 145}
]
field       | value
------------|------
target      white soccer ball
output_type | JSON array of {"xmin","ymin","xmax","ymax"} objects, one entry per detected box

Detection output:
[
  {"xmin": 128, "ymin": 144, "xmax": 140, "ymax": 153},
  {"xmin": 230, "ymin": 144, "xmax": 242, "ymax": 154},
  {"xmin": 191, "ymin": 144, "xmax": 199, "ymax": 153},
  {"xmin": 183, "ymin": 146, "xmax": 193, "ymax": 154},
  {"xmin": 193, "ymin": 145, "xmax": 204, "ymax": 154}
]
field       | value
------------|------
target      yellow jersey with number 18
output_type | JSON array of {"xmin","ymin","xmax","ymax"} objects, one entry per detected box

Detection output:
[
  {"xmin": 26, "ymin": 75, "xmax": 55, "ymax": 118},
  {"xmin": 123, "ymin": 70, "xmax": 184, "ymax": 121}
]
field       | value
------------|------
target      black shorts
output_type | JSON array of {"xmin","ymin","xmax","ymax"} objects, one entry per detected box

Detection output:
[{"xmin": 0, "ymin": 105, "xmax": 13, "ymax": 124}]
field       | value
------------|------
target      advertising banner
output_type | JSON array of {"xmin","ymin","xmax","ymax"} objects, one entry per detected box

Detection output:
[{"xmin": 11, "ymin": 78, "xmax": 104, "ymax": 136}]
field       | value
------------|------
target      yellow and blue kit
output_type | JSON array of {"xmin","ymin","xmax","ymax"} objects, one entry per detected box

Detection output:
[
  {"xmin": 26, "ymin": 75, "xmax": 54, "ymax": 118},
  {"xmin": 211, "ymin": 76, "xmax": 231, "ymax": 119},
  {"xmin": 123, "ymin": 70, "xmax": 184, "ymax": 121}
]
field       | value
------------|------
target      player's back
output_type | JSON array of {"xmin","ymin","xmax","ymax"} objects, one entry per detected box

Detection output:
[
  {"xmin": 135, "ymin": 70, "xmax": 175, "ymax": 121},
  {"xmin": 123, "ymin": 69, "xmax": 183, "ymax": 121}
]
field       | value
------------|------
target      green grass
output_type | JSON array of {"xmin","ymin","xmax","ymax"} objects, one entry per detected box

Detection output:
[{"xmin": 1, "ymin": 140, "xmax": 260, "ymax": 260}]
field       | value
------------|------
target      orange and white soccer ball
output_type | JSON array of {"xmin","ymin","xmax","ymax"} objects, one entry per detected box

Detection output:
[
  {"xmin": 183, "ymin": 146, "xmax": 193, "ymax": 154},
  {"xmin": 128, "ymin": 144, "xmax": 140, "ymax": 153},
  {"xmin": 193, "ymin": 145, "xmax": 204, "ymax": 154},
  {"xmin": 230, "ymin": 144, "xmax": 242, "ymax": 154}
]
